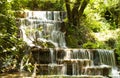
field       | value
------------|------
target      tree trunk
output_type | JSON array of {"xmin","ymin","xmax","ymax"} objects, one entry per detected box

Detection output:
[
  {"xmin": 65, "ymin": 0, "xmax": 95, "ymax": 48},
  {"xmin": 65, "ymin": 0, "xmax": 72, "ymax": 24},
  {"xmin": 71, "ymin": 0, "xmax": 81, "ymax": 26},
  {"xmin": 65, "ymin": 0, "xmax": 89, "ymax": 27},
  {"xmin": 78, "ymin": 0, "xmax": 89, "ymax": 18}
]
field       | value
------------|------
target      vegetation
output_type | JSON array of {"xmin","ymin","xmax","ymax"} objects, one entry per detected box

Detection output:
[
  {"xmin": 0, "ymin": 0, "xmax": 26, "ymax": 73},
  {"xmin": 0, "ymin": 0, "xmax": 120, "ymax": 73}
]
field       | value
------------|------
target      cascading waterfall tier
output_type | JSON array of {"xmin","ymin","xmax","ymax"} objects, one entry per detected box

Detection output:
[
  {"xmin": 31, "ymin": 48, "xmax": 114, "ymax": 76},
  {"xmin": 18, "ymin": 11, "xmax": 119, "ymax": 78},
  {"xmin": 18, "ymin": 11, "xmax": 66, "ymax": 48}
]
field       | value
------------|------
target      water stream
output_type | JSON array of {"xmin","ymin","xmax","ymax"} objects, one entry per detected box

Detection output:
[{"xmin": 4, "ymin": 11, "xmax": 119, "ymax": 78}]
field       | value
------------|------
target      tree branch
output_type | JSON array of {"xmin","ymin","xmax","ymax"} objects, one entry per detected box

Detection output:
[
  {"xmin": 71, "ymin": 0, "xmax": 82, "ymax": 26},
  {"xmin": 65, "ymin": 0, "xmax": 72, "ymax": 23},
  {"xmin": 72, "ymin": 0, "xmax": 81, "ymax": 14},
  {"xmin": 78, "ymin": 0, "xmax": 89, "ymax": 18}
]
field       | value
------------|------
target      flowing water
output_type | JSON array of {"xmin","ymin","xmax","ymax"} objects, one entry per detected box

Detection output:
[
  {"xmin": 19, "ymin": 11, "xmax": 66, "ymax": 48},
  {"xmin": 1, "ymin": 11, "xmax": 119, "ymax": 78}
]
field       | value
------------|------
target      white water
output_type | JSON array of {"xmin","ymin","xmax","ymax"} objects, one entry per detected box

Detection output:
[
  {"xmin": 49, "ymin": 48, "xmax": 55, "ymax": 64},
  {"xmin": 98, "ymin": 49, "xmax": 116, "ymax": 66},
  {"xmin": 18, "ymin": 11, "xmax": 120, "ymax": 77},
  {"xmin": 19, "ymin": 11, "xmax": 66, "ymax": 48},
  {"xmin": 111, "ymin": 67, "xmax": 120, "ymax": 78}
]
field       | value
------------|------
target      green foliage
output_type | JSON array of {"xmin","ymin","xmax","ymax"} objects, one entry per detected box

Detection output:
[
  {"xmin": 0, "ymin": 0, "xmax": 120, "ymax": 72},
  {"xmin": 11, "ymin": 0, "xmax": 29, "ymax": 10},
  {"xmin": 11, "ymin": 0, "xmax": 64, "ymax": 11},
  {"xmin": 104, "ymin": 5, "xmax": 120, "ymax": 29},
  {"xmin": 1, "ymin": 55, "xmax": 17, "ymax": 73},
  {"xmin": 82, "ymin": 41, "xmax": 113, "ymax": 49},
  {"xmin": 82, "ymin": 41, "xmax": 98, "ymax": 49},
  {"xmin": 65, "ymin": 22, "xmax": 96, "ymax": 48},
  {"xmin": 105, "ymin": 38, "xmax": 116, "ymax": 48},
  {"xmin": 84, "ymin": 1, "xmax": 107, "ymax": 32},
  {"xmin": 0, "ymin": 0, "xmax": 11, "ymax": 14},
  {"xmin": 20, "ymin": 55, "xmax": 34, "ymax": 72},
  {"xmin": 30, "ymin": 0, "xmax": 64, "ymax": 11},
  {"xmin": 0, "ymin": 14, "xmax": 21, "ymax": 53},
  {"xmin": 0, "ymin": 0, "xmax": 26, "ymax": 73},
  {"xmin": 84, "ymin": 0, "xmax": 119, "ymax": 32}
]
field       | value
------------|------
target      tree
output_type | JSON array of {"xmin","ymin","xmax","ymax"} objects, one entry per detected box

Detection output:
[
  {"xmin": 64, "ymin": 0, "xmax": 95, "ymax": 47},
  {"xmin": 65, "ymin": 0, "xmax": 89, "ymax": 26}
]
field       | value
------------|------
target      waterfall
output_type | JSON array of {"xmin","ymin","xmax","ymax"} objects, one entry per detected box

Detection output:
[
  {"xmin": 18, "ymin": 11, "xmax": 119, "ymax": 77},
  {"xmin": 97, "ymin": 49, "xmax": 120, "ymax": 77},
  {"xmin": 19, "ymin": 11, "xmax": 66, "ymax": 48},
  {"xmin": 19, "ymin": 19, "xmax": 35, "ymax": 47},
  {"xmin": 64, "ymin": 49, "xmax": 71, "ymax": 59},
  {"xmin": 49, "ymin": 48, "xmax": 55, "ymax": 64},
  {"xmin": 97, "ymin": 49, "xmax": 116, "ymax": 67}
]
